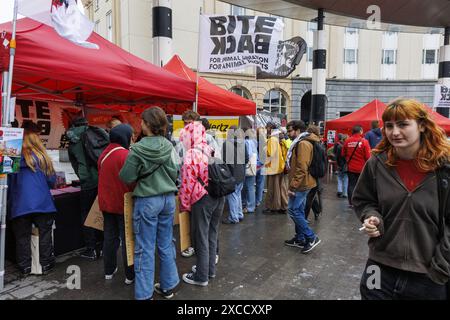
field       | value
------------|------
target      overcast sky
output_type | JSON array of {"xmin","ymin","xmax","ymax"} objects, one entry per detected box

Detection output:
[
  {"xmin": 0, "ymin": 0, "xmax": 86, "ymax": 24},
  {"xmin": 0, "ymin": 0, "xmax": 15, "ymax": 23}
]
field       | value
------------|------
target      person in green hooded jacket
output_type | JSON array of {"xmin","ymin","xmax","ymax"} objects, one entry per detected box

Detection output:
[
  {"xmin": 119, "ymin": 107, "xmax": 180, "ymax": 300},
  {"xmin": 66, "ymin": 117, "xmax": 103, "ymax": 260}
]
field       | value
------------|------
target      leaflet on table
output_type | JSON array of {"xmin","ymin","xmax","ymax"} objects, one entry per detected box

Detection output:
[{"xmin": 50, "ymin": 186, "xmax": 81, "ymax": 196}]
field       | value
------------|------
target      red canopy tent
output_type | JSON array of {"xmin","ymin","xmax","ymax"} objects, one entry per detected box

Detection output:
[
  {"xmin": 325, "ymin": 99, "xmax": 450, "ymax": 144},
  {"xmin": 325, "ymin": 99, "xmax": 386, "ymax": 137},
  {"xmin": 0, "ymin": 18, "xmax": 196, "ymax": 114},
  {"xmin": 163, "ymin": 55, "xmax": 256, "ymax": 116},
  {"xmin": 423, "ymin": 105, "xmax": 450, "ymax": 135}
]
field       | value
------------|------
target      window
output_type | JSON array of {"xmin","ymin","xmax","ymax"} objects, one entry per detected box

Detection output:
[
  {"xmin": 382, "ymin": 49, "xmax": 397, "ymax": 64},
  {"xmin": 263, "ymin": 90, "xmax": 287, "ymax": 114},
  {"xmin": 307, "ymin": 21, "xmax": 317, "ymax": 31},
  {"xmin": 339, "ymin": 111, "xmax": 352, "ymax": 117},
  {"xmin": 106, "ymin": 10, "xmax": 113, "ymax": 42},
  {"xmin": 344, "ymin": 49, "xmax": 358, "ymax": 64},
  {"xmin": 345, "ymin": 27, "xmax": 358, "ymax": 34},
  {"xmin": 307, "ymin": 47, "xmax": 313, "ymax": 62},
  {"xmin": 230, "ymin": 5, "xmax": 245, "ymax": 16},
  {"xmin": 230, "ymin": 87, "xmax": 252, "ymax": 100},
  {"xmin": 422, "ymin": 49, "xmax": 437, "ymax": 64},
  {"xmin": 94, "ymin": 20, "xmax": 100, "ymax": 33},
  {"xmin": 385, "ymin": 31, "xmax": 398, "ymax": 36}
]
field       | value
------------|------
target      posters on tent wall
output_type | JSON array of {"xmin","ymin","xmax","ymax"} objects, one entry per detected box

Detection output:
[
  {"xmin": 327, "ymin": 130, "xmax": 336, "ymax": 145},
  {"xmin": 434, "ymin": 84, "xmax": 450, "ymax": 108},
  {"xmin": 198, "ymin": 15, "xmax": 284, "ymax": 73},
  {"xmin": 0, "ymin": 127, "xmax": 24, "ymax": 174},
  {"xmin": 13, "ymin": 99, "xmax": 81, "ymax": 149},
  {"xmin": 85, "ymin": 108, "xmax": 142, "ymax": 134},
  {"xmin": 11, "ymin": 100, "xmax": 141, "ymax": 149}
]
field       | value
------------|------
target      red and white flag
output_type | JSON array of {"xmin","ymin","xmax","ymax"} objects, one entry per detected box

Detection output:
[{"xmin": 17, "ymin": 0, "xmax": 98, "ymax": 49}]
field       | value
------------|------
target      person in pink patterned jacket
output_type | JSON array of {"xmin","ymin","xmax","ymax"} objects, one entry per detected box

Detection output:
[
  {"xmin": 179, "ymin": 122, "xmax": 211, "ymax": 212},
  {"xmin": 179, "ymin": 122, "xmax": 225, "ymax": 287}
]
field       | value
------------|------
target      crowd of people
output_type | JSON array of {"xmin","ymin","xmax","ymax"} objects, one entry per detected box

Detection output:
[{"xmin": 6, "ymin": 98, "xmax": 450, "ymax": 300}]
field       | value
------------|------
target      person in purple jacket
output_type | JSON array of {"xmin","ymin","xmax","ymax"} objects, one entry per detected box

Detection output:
[
  {"xmin": 8, "ymin": 130, "xmax": 57, "ymax": 276},
  {"xmin": 365, "ymin": 120, "xmax": 382, "ymax": 149}
]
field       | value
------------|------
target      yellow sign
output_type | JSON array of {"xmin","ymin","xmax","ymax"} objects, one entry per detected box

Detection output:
[{"xmin": 172, "ymin": 116, "xmax": 239, "ymax": 139}]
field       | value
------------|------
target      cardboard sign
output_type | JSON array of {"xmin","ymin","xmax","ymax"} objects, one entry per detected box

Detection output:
[
  {"xmin": 84, "ymin": 196, "xmax": 104, "ymax": 231},
  {"xmin": 123, "ymin": 193, "xmax": 187, "ymax": 265},
  {"xmin": 124, "ymin": 192, "xmax": 135, "ymax": 266},
  {"xmin": 178, "ymin": 212, "xmax": 191, "ymax": 253}
]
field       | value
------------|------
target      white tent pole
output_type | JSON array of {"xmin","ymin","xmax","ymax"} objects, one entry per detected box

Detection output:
[
  {"xmin": 194, "ymin": 7, "xmax": 202, "ymax": 113},
  {"xmin": 0, "ymin": 0, "xmax": 19, "ymax": 292}
]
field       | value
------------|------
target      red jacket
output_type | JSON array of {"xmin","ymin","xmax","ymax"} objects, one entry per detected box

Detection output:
[
  {"xmin": 97, "ymin": 143, "xmax": 133, "ymax": 214},
  {"xmin": 341, "ymin": 134, "xmax": 371, "ymax": 174}
]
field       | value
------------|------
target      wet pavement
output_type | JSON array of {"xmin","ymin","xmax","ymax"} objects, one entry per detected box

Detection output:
[{"xmin": 0, "ymin": 179, "xmax": 369, "ymax": 300}]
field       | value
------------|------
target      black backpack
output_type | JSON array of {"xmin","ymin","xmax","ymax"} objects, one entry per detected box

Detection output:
[
  {"xmin": 197, "ymin": 157, "xmax": 236, "ymax": 198},
  {"xmin": 81, "ymin": 126, "xmax": 110, "ymax": 167},
  {"xmin": 308, "ymin": 141, "xmax": 327, "ymax": 179}
]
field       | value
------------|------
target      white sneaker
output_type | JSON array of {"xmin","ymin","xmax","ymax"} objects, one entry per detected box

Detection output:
[
  {"xmin": 125, "ymin": 278, "xmax": 134, "ymax": 285},
  {"xmin": 182, "ymin": 272, "xmax": 208, "ymax": 286},
  {"xmin": 181, "ymin": 247, "xmax": 195, "ymax": 257},
  {"xmin": 215, "ymin": 254, "xmax": 219, "ymax": 265},
  {"xmin": 105, "ymin": 267, "xmax": 118, "ymax": 280}
]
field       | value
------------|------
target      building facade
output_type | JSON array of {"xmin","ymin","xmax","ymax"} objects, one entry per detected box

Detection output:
[{"xmin": 81, "ymin": 0, "xmax": 447, "ymax": 121}]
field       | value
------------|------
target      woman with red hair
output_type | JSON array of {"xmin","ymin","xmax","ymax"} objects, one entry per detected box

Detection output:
[{"xmin": 353, "ymin": 98, "xmax": 450, "ymax": 300}]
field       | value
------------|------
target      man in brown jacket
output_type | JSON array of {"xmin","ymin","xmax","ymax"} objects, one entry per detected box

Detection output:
[{"xmin": 284, "ymin": 120, "xmax": 321, "ymax": 254}]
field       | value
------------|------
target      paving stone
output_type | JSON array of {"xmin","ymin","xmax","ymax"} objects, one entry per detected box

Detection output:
[{"xmin": 1, "ymin": 179, "xmax": 369, "ymax": 300}]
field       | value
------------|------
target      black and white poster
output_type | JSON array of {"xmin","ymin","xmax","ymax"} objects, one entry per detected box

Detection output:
[
  {"xmin": 198, "ymin": 15, "xmax": 284, "ymax": 73},
  {"xmin": 256, "ymin": 36, "xmax": 307, "ymax": 79},
  {"xmin": 434, "ymin": 84, "xmax": 450, "ymax": 108}
]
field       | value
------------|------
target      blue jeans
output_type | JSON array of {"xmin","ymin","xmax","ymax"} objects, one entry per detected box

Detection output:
[
  {"xmin": 226, "ymin": 182, "xmax": 244, "ymax": 223},
  {"xmin": 288, "ymin": 190, "xmax": 316, "ymax": 242},
  {"xmin": 337, "ymin": 171, "xmax": 348, "ymax": 196},
  {"xmin": 242, "ymin": 176, "xmax": 256, "ymax": 212},
  {"xmin": 133, "ymin": 193, "xmax": 179, "ymax": 300},
  {"xmin": 255, "ymin": 168, "xmax": 265, "ymax": 206}
]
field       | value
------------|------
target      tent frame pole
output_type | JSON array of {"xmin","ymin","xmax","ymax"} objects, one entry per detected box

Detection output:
[
  {"xmin": 1, "ymin": 0, "xmax": 18, "ymax": 292},
  {"xmin": 194, "ymin": 7, "xmax": 202, "ymax": 113}
]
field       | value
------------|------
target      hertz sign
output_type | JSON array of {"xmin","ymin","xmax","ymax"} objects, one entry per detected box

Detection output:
[{"xmin": 172, "ymin": 115, "xmax": 239, "ymax": 140}]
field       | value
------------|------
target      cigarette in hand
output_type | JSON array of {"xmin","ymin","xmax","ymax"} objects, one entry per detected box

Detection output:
[{"xmin": 359, "ymin": 226, "xmax": 366, "ymax": 231}]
